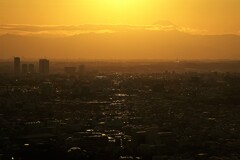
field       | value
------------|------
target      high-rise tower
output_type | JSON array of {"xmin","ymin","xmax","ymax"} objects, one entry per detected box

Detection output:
[
  {"xmin": 14, "ymin": 57, "xmax": 21, "ymax": 75},
  {"xmin": 39, "ymin": 59, "xmax": 49, "ymax": 75},
  {"xmin": 29, "ymin": 64, "xmax": 35, "ymax": 74},
  {"xmin": 22, "ymin": 64, "xmax": 28, "ymax": 75}
]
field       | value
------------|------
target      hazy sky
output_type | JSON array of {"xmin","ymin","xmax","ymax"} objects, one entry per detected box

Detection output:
[
  {"xmin": 1, "ymin": 0, "xmax": 240, "ymax": 60},
  {"xmin": 0, "ymin": 0, "xmax": 240, "ymax": 34}
]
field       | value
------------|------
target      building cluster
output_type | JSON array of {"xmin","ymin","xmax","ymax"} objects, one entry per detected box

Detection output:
[
  {"xmin": 0, "ymin": 62, "xmax": 240, "ymax": 160},
  {"xmin": 14, "ymin": 57, "xmax": 49, "ymax": 75},
  {"xmin": 13, "ymin": 57, "xmax": 85, "ymax": 76}
]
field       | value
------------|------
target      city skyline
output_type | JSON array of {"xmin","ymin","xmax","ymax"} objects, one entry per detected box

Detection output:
[{"xmin": 1, "ymin": 1, "xmax": 240, "ymax": 159}]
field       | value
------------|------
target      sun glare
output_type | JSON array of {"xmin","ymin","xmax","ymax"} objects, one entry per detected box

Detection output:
[
  {"xmin": 103, "ymin": 0, "xmax": 137, "ymax": 9},
  {"xmin": 75, "ymin": 0, "xmax": 148, "ymax": 24},
  {"xmin": 112, "ymin": 0, "xmax": 132, "ymax": 7}
]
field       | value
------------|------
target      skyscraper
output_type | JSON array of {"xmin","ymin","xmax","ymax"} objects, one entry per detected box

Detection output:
[
  {"xmin": 29, "ymin": 64, "xmax": 35, "ymax": 74},
  {"xmin": 22, "ymin": 64, "xmax": 28, "ymax": 75},
  {"xmin": 39, "ymin": 59, "xmax": 49, "ymax": 75},
  {"xmin": 14, "ymin": 57, "xmax": 21, "ymax": 75}
]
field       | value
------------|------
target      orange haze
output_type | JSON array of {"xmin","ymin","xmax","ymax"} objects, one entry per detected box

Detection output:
[{"xmin": 0, "ymin": 0, "xmax": 240, "ymax": 59}]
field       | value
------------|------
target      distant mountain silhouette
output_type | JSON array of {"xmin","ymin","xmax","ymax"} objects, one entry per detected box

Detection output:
[{"xmin": 1, "ymin": 30, "xmax": 240, "ymax": 59}]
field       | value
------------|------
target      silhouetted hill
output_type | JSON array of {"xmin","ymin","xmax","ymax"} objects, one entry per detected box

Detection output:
[{"xmin": 1, "ymin": 31, "xmax": 240, "ymax": 59}]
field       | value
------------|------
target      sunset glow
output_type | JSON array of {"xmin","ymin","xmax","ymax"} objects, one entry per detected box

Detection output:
[
  {"xmin": 1, "ymin": 0, "xmax": 239, "ymax": 34},
  {"xmin": 1, "ymin": 0, "xmax": 240, "ymax": 159},
  {"xmin": 0, "ymin": 0, "xmax": 240, "ymax": 59}
]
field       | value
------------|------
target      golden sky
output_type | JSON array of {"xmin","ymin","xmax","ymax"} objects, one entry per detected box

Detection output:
[
  {"xmin": 0, "ymin": 0, "xmax": 240, "ymax": 34},
  {"xmin": 1, "ymin": 0, "xmax": 240, "ymax": 60}
]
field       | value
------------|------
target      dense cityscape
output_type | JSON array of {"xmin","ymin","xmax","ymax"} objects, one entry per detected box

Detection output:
[{"xmin": 0, "ymin": 58, "xmax": 240, "ymax": 160}]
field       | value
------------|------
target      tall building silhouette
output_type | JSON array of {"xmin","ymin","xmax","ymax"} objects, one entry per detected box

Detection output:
[
  {"xmin": 22, "ymin": 64, "xmax": 28, "ymax": 75},
  {"xmin": 39, "ymin": 59, "xmax": 49, "ymax": 74},
  {"xmin": 14, "ymin": 57, "xmax": 21, "ymax": 75},
  {"xmin": 29, "ymin": 64, "xmax": 35, "ymax": 74}
]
